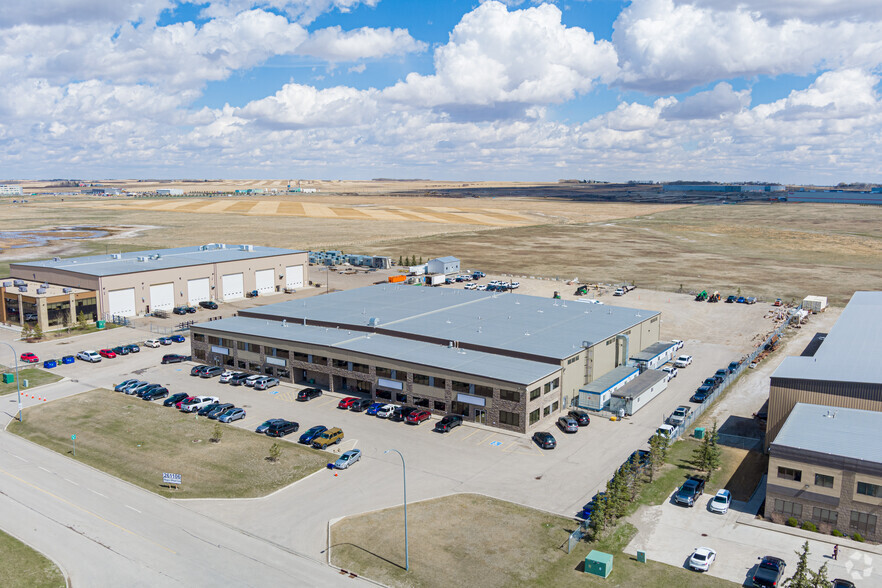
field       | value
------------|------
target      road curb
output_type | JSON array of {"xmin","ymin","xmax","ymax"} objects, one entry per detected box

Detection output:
[
  {"xmin": 0, "ymin": 525, "xmax": 73, "ymax": 587},
  {"xmin": 735, "ymin": 514, "xmax": 882, "ymax": 555}
]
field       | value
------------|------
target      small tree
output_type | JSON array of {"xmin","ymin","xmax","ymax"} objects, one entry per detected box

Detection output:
[
  {"xmin": 31, "ymin": 323, "xmax": 43, "ymax": 340},
  {"xmin": 693, "ymin": 421, "xmax": 722, "ymax": 480},
  {"xmin": 810, "ymin": 562, "xmax": 832, "ymax": 588},
  {"xmin": 210, "ymin": 423, "xmax": 223, "ymax": 443},
  {"xmin": 20, "ymin": 324, "xmax": 32, "ymax": 341},
  {"xmin": 784, "ymin": 541, "xmax": 812, "ymax": 587},
  {"xmin": 648, "ymin": 433, "xmax": 669, "ymax": 482},
  {"xmin": 419, "ymin": 256, "xmax": 423, "ymax": 265},
  {"xmin": 268, "ymin": 442, "xmax": 282, "ymax": 462},
  {"xmin": 77, "ymin": 311, "xmax": 89, "ymax": 330},
  {"xmin": 588, "ymin": 494, "xmax": 608, "ymax": 538},
  {"xmin": 398, "ymin": 255, "xmax": 403, "ymax": 266}
]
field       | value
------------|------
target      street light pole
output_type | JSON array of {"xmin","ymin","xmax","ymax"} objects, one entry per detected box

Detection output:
[
  {"xmin": 384, "ymin": 448, "xmax": 408, "ymax": 571},
  {"xmin": 1, "ymin": 342, "xmax": 23, "ymax": 422}
]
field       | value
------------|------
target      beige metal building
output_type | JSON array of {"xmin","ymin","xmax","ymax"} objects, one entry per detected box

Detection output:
[
  {"xmin": 7, "ymin": 244, "xmax": 307, "ymax": 324},
  {"xmin": 190, "ymin": 284, "xmax": 661, "ymax": 433},
  {"xmin": 767, "ymin": 291, "xmax": 882, "ymax": 448},
  {"xmin": 767, "ymin": 403, "xmax": 882, "ymax": 541}
]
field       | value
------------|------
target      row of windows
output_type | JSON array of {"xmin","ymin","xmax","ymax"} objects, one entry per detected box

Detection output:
[
  {"xmin": 499, "ymin": 410, "xmax": 519, "ymax": 427},
  {"xmin": 774, "ymin": 500, "xmax": 877, "ymax": 533},
  {"xmin": 777, "ymin": 467, "xmax": 882, "ymax": 497}
]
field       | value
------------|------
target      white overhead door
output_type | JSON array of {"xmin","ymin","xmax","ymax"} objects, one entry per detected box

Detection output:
[
  {"xmin": 285, "ymin": 265, "xmax": 304, "ymax": 289},
  {"xmin": 187, "ymin": 277, "xmax": 210, "ymax": 304},
  {"xmin": 149, "ymin": 282, "xmax": 174, "ymax": 311},
  {"xmin": 222, "ymin": 273, "xmax": 244, "ymax": 301},
  {"xmin": 254, "ymin": 269, "xmax": 274, "ymax": 294},
  {"xmin": 107, "ymin": 288, "xmax": 136, "ymax": 317}
]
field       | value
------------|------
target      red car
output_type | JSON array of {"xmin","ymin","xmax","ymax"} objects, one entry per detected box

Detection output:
[
  {"xmin": 337, "ymin": 397, "xmax": 359, "ymax": 409},
  {"xmin": 405, "ymin": 410, "xmax": 431, "ymax": 424},
  {"xmin": 99, "ymin": 349, "xmax": 117, "ymax": 359},
  {"xmin": 175, "ymin": 396, "xmax": 196, "ymax": 409},
  {"xmin": 20, "ymin": 352, "xmax": 40, "ymax": 363}
]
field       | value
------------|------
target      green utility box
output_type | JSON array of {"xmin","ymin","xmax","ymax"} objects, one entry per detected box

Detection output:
[
  {"xmin": 2, "ymin": 373, "xmax": 13, "ymax": 384},
  {"xmin": 694, "ymin": 427, "xmax": 705, "ymax": 439},
  {"xmin": 637, "ymin": 550, "xmax": 647, "ymax": 563},
  {"xmin": 96, "ymin": 320, "xmax": 106, "ymax": 329},
  {"xmin": 584, "ymin": 550, "xmax": 613, "ymax": 578}
]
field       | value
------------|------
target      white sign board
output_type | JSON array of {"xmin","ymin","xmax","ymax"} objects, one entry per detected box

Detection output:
[
  {"xmin": 163, "ymin": 472, "xmax": 182, "ymax": 485},
  {"xmin": 266, "ymin": 356, "xmax": 286, "ymax": 367}
]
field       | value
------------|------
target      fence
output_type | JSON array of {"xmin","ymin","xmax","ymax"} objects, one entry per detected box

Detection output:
[
  {"xmin": 107, "ymin": 314, "xmax": 131, "ymax": 327},
  {"xmin": 566, "ymin": 519, "xmax": 590, "ymax": 554},
  {"xmin": 149, "ymin": 324, "xmax": 173, "ymax": 336}
]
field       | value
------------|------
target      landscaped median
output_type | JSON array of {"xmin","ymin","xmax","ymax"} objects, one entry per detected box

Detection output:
[
  {"xmin": 0, "ymin": 366, "xmax": 62, "ymax": 397},
  {"xmin": 0, "ymin": 529, "xmax": 66, "ymax": 588},
  {"xmin": 330, "ymin": 493, "xmax": 736, "ymax": 588},
  {"xmin": 6, "ymin": 388, "xmax": 327, "ymax": 498}
]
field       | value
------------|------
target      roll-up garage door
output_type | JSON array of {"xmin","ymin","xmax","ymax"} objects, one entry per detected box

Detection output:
[
  {"xmin": 149, "ymin": 282, "xmax": 174, "ymax": 311},
  {"xmin": 107, "ymin": 288, "xmax": 136, "ymax": 317},
  {"xmin": 187, "ymin": 278, "xmax": 210, "ymax": 304},
  {"xmin": 254, "ymin": 269, "xmax": 274, "ymax": 294},
  {"xmin": 285, "ymin": 265, "xmax": 304, "ymax": 289},
  {"xmin": 222, "ymin": 273, "xmax": 244, "ymax": 301}
]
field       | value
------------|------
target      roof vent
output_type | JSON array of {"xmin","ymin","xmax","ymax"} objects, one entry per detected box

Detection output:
[
  {"xmin": 137, "ymin": 256, "xmax": 149, "ymax": 262},
  {"xmin": 282, "ymin": 319, "xmax": 287, "ymax": 327},
  {"xmin": 240, "ymin": 244, "xmax": 254, "ymax": 251},
  {"xmin": 2, "ymin": 282, "xmax": 11, "ymax": 287},
  {"xmin": 824, "ymin": 410, "xmax": 837, "ymax": 419},
  {"xmin": 53, "ymin": 257, "xmax": 60, "ymax": 262},
  {"xmin": 37, "ymin": 288, "xmax": 46, "ymax": 294},
  {"xmin": 111, "ymin": 253, "xmax": 122, "ymax": 259},
  {"xmin": 368, "ymin": 317, "xmax": 380, "ymax": 327}
]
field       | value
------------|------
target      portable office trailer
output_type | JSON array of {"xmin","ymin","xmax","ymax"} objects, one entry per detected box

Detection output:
[
  {"xmin": 630, "ymin": 341, "xmax": 676, "ymax": 371},
  {"xmin": 608, "ymin": 370, "xmax": 668, "ymax": 416},
  {"xmin": 578, "ymin": 366, "xmax": 639, "ymax": 411}
]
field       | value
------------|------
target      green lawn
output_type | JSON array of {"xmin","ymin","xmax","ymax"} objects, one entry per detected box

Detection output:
[
  {"xmin": 331, "ymin": 493, "xmax": 736, "ymax": 588},
  {"xmin": 0, "ymin": 529, "xmax": 65, "ymax": 588},
  {"xmin": 0, "ymin": 366, "xmax": 62, "ymax": 397},
  {"xmin": 7, "ymin": 388, "xmax": 328, "ymax": 498}
]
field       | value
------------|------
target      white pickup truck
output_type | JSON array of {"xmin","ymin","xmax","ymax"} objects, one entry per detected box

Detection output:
[
  {"xmin": 668, "ymin": 405, "xmax": 692, "ymax": 426},
  {"xmin": 674, "ymin": 354, "xmax": 693, "ymax": 368}
]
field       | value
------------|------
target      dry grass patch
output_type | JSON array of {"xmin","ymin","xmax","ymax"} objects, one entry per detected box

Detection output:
[
  {"xmin": 0, "ymin": 366, "xmax": 62, "ymax": 397},
  {"xmin": 0, "ymin": 530, "xmax": 65, "ymax": 588},
  {"xmin": 7, "ymin": 388, "xmax": 326, "ymax": 498}
]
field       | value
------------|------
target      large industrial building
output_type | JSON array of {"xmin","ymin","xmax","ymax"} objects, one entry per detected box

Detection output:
[
  {"xmin": 5, "ymin": 244, "xmax": 307, "ymax": 326},
  {"xmin": 766, "ymin": 291, "xmax": 882, "ymax": 448},
  {"xmin": 766, "ymin": 403, "xmax": 882, "ymax": 542},
  {"xmin": 190, "ymin": 284, "xmax": 661, "ymax": 433}
]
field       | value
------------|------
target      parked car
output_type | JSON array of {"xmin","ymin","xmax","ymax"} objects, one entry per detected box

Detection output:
[
  {"xmin": 200, "ymin": 366, "xmax": 224, "ymax": 379},
  {"xmin": 668, "ymin": 406, "xmax": 692, "ymax": 426},
  {"xmin": 125, "ymin": 343, "xmax": 140, "ymax": 353},
  {"xmin": 376, "ymin": 404, "xmax": 398, "ymax": 418},
  {"xmin": 533, "ymin": 431, "xmax": 556, "ymax": 449},
  {"xmin": 394, "ymin": 406, "xmax": 419, "ymax": 422},
  {"xmin": 198, "ymin": 300, "xmax": 218, "ymax": 310},
  {"xmin": 405, "ymin": 410, "xmax": 431, "ymax": 424},
  {"xmin": 255, "ymin": 419, "xmax": 286, "ymax": 434},
  {"xmin": 20, "ymin": 352, "xmax": 40, "ymax": 363},
  {"xmin": 111, "ymin": 345, "xmax": 130, "ymax": 356},
  {"xmin": 207, "ymin": 403, "xmax": 235, "ymax": 419},
  {"xmin": 671, "ymin": 339, "xmax": 684, "ymax": 351},
  {"xmin": 114, "ymin": 379, "xmax": 140, "ymax": 392},
  {"xmin": 674, "ymin": 355, "xmax": 693, "ymax": 368},
  {"xmin": 691, "ymin": 389, "xmax": 710, "ymax": 404},
  {"xmin": 296, "ymin": 387, "xmax": 323, "ymax": 401},
  {"xmin": 312, "ymin": 427, "xmax": 344, "ymax": 449},
  {"xmin": 654, "ymin": 424, "xmax": 676, "ymax": 443},
  {"xmin": 725, "ymin": 295, "xmax": 736, "ymax": 303},
  {"xmin": 266, "ymin": 420, "xmax": 299, "ymax": 437},
  {"xmin": 674, "ymin": 476, "xmax": 706, "ymax": 507},
  {"xmin": 243, "ymin": 374, "xmax": 264, "ymax": 387},
  {"xmin": 349, "ymin": 398, "xmax": 373, "ymax": 412},
  {"xmin": 145, "ymin": 339, "xmax": 161, "ymax": 348},
  {"xmin": 164, "ymin": 393, "xmax": 189, "ymax": 407},
  {"xmin": 254, "ymin": 377, "xmax": 280, "ymax": 390},
  {"xmin": 832, "ymin": 580, "xmax": 856, "ymax": 588},
  {"xmin": 197, "ymin": 402, "xmax": 222, "ymax": 416},
  {"xmin": 229, "ymin": 373, "xmax": 251, "ymax": 386},
  {"xmin": 736, "ymin": 296, "xmax": 746, "ymax": 304},
  {"xmin": 142, "ymin": 387, "xmax": 169, "ymax": 401},
  {"xmin": 218, "ymin": 370, "xmax": 241, "ymax": 383},
  {"xmin": 752, "ymin": 556, "xmax": 786, "ymax": 588},
  {"xmin": 708, "ymin": 489, "xmax": 732, "ymax": 514},
  {"xmin": 746, "ymin": 296, "xmax": 757, "ymax": 304},
  {"xmin": 191, "ymin": 365, "xmax": 210, "ymax": 376},
  {"xmin": 298, "ymin": 425, "xmax": 328, "ymax": 444},
  {"xmin": 714, "ymin": 368, "xmax": 729, "ymax": 381},
  {"xmin": 171, "ymin": 334, "xmax": 186, "ymax": 343},
  {"xmin": 162, "ymin": 353, "xmax": 188, "ymax": 364},
  {"xmin": 568, "ymin": 410, "xmax": 591, "ymax": 426},
  {"xmin": 337, "ymin": 397, "xmax": 359, "ymax": 409},
  {"xmin": 689, "ymin": 547, "xmax": 716, "ymax": 572},
  {"xmin": 334, "ymin": 449, "xmax": 362, "ymax": 469},
  {"xmin": 173, "ymin": 306, "xmax": 196, "ymax": 315},
  {"xmin": 365, "ymin": 402, "xmax": 386, "ymax": 415},
  {"xmin": 434, "ymin": 415, "xmax": 463, "ymax": 433},
  {"xmin": 727, "ymin": 361, "xmax": 741, "ymax": 373},
  {"xmin": 158, "ymin": 337, "xmax": 172, "ymax": 346},
  {"xmin": 661, "ymin": 365, "xmax": 678, "ymax": 381},
  {"xmin": 134, "ymin": 384, "xmax": 162, "ymax": 397},
  {"xmin": 99, "ymin": 349, "xmax": 117, "ymax": 359},
  {"xmin": 77, "ymin": 350, "xmax": 102, "ymax": 363},
  {"xmin": 180, "ymin": 396, "xmax": 219, "ymax": 412},
  {"xmin": 175, "ymin": 396, "xmax": 197, "ymax": 409},
  {"xmin": 557, "ymin": 416, "xmax": 579, "ymax": 433},
  {"xmin": 218, "ymin": 407, "xmax": 246, "ymax": 423},
  {"xmin": 628, "ymin": 450, "xmax": 651, "ymax": 472}
]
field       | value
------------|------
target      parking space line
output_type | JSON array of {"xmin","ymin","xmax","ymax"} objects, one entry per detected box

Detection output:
[
  {"xmin": 316, "ymin": 398, "xmax": 337, "ymax": 408},
  {"xmin": 459, "ymin": 429, "xmax": 481, "ymax": 443},
  {"xmin": 475, "ymin": 433, "xmax": 494, "ymax": 445}
]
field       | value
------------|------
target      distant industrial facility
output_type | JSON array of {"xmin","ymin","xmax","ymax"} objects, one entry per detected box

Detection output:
[{"xmin": 662, "ymin": 184, "xmax": 785, "ymax": 193}]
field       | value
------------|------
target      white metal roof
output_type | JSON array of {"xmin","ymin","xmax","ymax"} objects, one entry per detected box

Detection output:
[{"xmin": 772, "ymin": 403, "xmax": 882, "ymax": 463}]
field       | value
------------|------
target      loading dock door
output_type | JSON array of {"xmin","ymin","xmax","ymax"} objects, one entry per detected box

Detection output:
[
  {"xmin": 222, "ymin": 273, "xmax": 244, "ymax": 301},
  {"xmin": 149, "ymin": 282, "xmax": 175, "ymax": 311},
  {"xmin": 285, "ymin": 265, "xmax": 304, "ymax": 289},
  {"xmin": 187, "ymin": 278, "xmax": 210, "ymax": 304},
  {"xmin": 255, "ymin": 269, "xmax": 274, "ymax": 294},
  {"xmin": 107, "ymin": 288, "xmax": 136, "ymax": 317}
]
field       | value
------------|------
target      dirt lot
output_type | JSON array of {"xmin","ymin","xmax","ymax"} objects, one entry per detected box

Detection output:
[{"xmin": 7, "ymin": 388, "xmax": 327, "ymax": 498}]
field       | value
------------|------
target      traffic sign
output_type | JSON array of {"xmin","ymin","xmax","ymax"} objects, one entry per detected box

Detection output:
[{"xmin": 71, "ymin": 434, "xmax": 76, "ymax": 440}]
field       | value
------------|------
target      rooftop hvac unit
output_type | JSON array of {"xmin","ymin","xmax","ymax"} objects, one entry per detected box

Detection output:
[
  {"xmin": 368, "ymin": 317, "xmax": 380, "ymax": 327},
  {"xmin": 240, "ymin": 244, "xmax": 254, "ymax": 251},
  {"xmin": 137, "ymin": 256, "xmax": 149, "ymax": 262},
  {"xmin": 13, "ymin": 279, "xmax": 25, "ymax": 286},
  {"xmin": 42, "ymin": 283, "xmax": 49, "ymax": 288},
  {"xmin": 37, "ymin": 288, "xmax": 47, "ymax": 294},
  {"xmin": 62, "ymin": 287, "xmax": 72, "ymax": 293},
  {"xmin": 111, "ymin": 253, "xmax": 122, "ymax": 259},
  {"xmin": 53, "ymin": 257, "xmax": 61, "ymax": 262},
  {"xmin": 2, "ymin": 281, "xmax": 11, "ymax": 287},
  {"xmin": 18, "ymin": 286, "xmax": 27, "ymax": 292}
]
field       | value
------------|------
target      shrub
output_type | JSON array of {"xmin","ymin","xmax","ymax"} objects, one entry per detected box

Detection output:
[
  {"xmin": 210, "ymin": 423, "xmax": 223, "ymax": 443},
  {"xmin": 801, "ymin": 521, "xmax": 818, "ymax": 532},
  {"xmin": 268, "ymin": 442, "xmax": 282, "ymax": 462},
  {"xmin": 786, "ymin": 517, "xmax": 799, "ymax": 527},
  {"xmin": 853, "ymin": 532, "xmax": 865, "ymax": 542},
  {"xmin": 832, "ymin": 529, "xmax": 844, "ymax": 537}
]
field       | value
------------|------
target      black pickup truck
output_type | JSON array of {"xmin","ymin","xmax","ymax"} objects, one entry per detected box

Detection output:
[{"xmin": 674, "ymin": 476, "xmax": 706, "ymax": 507}]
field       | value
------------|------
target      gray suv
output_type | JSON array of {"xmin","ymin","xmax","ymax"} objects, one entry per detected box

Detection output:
[{"xmin": 557, "ymin": 416, "xmax": 579, "ymax": 433}]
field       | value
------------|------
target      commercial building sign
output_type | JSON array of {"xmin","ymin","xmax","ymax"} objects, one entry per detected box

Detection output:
[
  {"xmin": 210, "ymin": 346, "xmax": 229, "ymax": 355},
  {"xmin": 377, "ymin": 378, "xmax": 403, "ymax": 391},
  {"xmin": 457, "ymin": 393, "xmax": 486, "ymax": 407},
  {"xmin": 162, "ymin": 472, "xmax": 182, "ymax": 485},
  {"xmin": 265, "ymin": 357, "xmax": 286, "ymax": 367}
]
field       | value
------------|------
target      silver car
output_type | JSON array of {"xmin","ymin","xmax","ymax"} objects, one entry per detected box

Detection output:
[
  {"xmin": 254, "ymin": 377, "xmax": 279, "ymax": 391},
  {"xmin": 218, "ymin": 407, "xmax": 246, "ymax": 423},
  {"xmin": 334, "ymin": 449, "xmax": 362, "ymax": 469},
  {"xmin": 557, "ymin": 416, "xmax": 579, "ymax": 433}
]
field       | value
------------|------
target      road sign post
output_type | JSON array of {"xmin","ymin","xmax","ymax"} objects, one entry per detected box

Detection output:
[
  {"xmin": 162, "ymin": 472, "xmax": 182, "ymax": 490},
  {"xmin": 71, "ymin": 434, "xmax": 76, "ymax": 456}
]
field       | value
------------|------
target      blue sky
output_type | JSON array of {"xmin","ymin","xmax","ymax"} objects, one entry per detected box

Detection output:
[{"xmin": 2, "ymin": 0, "xmax": 882, "ymax": 182}]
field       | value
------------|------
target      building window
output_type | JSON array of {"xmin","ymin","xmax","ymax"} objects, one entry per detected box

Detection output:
[
  {"xmin": 193, "ymin": 333, "xmax": 205, "ymax": 342},
  {"xmin": 814, "ymin": 474, "xmax": 834, "ymax": 489},
  {"xmin": 606, "ymin": 339, "xmax": 613, "ymax": 346},
  {"xmin": 774, "ymin": 499, "xmax": 802, "ymax": 519},
  {"xmin": 351, "ymin": 363, "xmax": 369, "ymax": 374},
  {"xmin": 75, "ymin": 297, "xmax": 98, "ymax": 322},
  {"xmin": 434, "ymin": 401, "xmax": 446, "ymax": 411},
  {"xmin": 543, "ymin": 405, "xmax": 551, "ymax": 417},
  {"xmin": 473, "ymin": 385, "xmax": 493, "ymax": 398},
  {"xmin": 500, "ymin": 390, "xmax": 521, "ymax": 403},
  {"xmin": 452, "ymin": 380, "xmax": 470, "ymax": 393},
  {"xmin": 777, "ymin": 467, "xmax": 802, "ymax": 482},
  {"xmin": 414, "ymin": 397, "xmax": 429, "ymax": 408},
  {"xmin": 551, "ymin": 401, "xmax": 559, "ymax": 412},
  {"xmin": 271, "ymin": 348, "xmax": 289, "ymax": 359},
  {"xmin": 850, "ymin": 511, "xmax": 877, "ymax": 534},
  {"xmin": 376, "ymin": 367, "xmax": 392, "ymax": 378},
  {"xmin": 567, "ymin": 356, "xmax": 579, "ymax": 365},
  {"xmin": 376, "ymin": 390, "xmax": 391, "ymax": 400},
  {"xmin": 413, "ymin": 374, "xmax": 430, "ymax": 386},
  {"xmin": 264, "ymin": 366, "xmax": 274, "ymax": 375},
  {"xmin": 813, "ymin": 508, "xmax": 838, "ymax": 525},
  {"xmin": 499, "ymin": 411, "xmax": 520, "ymax": 427},
  {"xmin": 208, "ymin": 336, "xmax": 220, "ymax": 345},
  {"xmin": 47, "ymin": 300, "xmax": 71, "ymax": 327},
  {"xmin": 356, "ymin": 380, "xmax": 371, "ymax": 393},
  {"xmin": 543, "ymin": 382, "xmax": 552, "ymax": 394},
  {"xmin": 311, "ymin": 355, "xmax": 327, "ymax": 365},
  {"xmin": 529, "ymin": 388, "xmax": 540, "ymax": 401},
  {"xmin": 396, "ymin": 393, "xmax": 407, "ymax": 403},
  {"xmin": 857, "ymin": 482, "xmax": 881, "ymax": 498},
  {"xmin": 237, "ymin": 341, "xmax": 249, "ymax": 351},
  {"xmin": 237, "ymin": 360, "xmax": 246, "ymax": 369},
  {"xmin": 248, "ymin": 362, "xmax": 261, "ymax": 372},
  {"xmin": 432, "ymin": 377, "xmax": 446, "ymax": 389},
  {"xmin": 393, "ymin": 370, "xmax": 407, "ymax": 382},
  {"xmin": 551, "ymin": 377, "xmax": 560, "ymax": 389},
  {"xmin": 292, "ymin": 351, "xmax": 309, "ymax": 362},
  {"xmin": 277, "ymin": 369, "xmax": 291, "ymax": 380},
  {"xmin": 194, "ymin": 349, "xmax": 206, "ymax": 360},
  {"xmin": 332, "ymin": 359, "xmax": 348, "ymax": 369},
  {"xmin": 529, "ymin": 408, "xmax": 540, "ymax": 425}
]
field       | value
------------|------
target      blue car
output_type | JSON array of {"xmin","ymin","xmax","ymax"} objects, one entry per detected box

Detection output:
[
  {"xmin": 171, "ymin": 334, "xmax": 186, "ymax": 343},
  {"xmin": 365, "ymin": 402, "xmax": 385, "ymax": 416},
  {"xmin": 298, "ymin": 425, "xmax": 327, "ymax": 445}
]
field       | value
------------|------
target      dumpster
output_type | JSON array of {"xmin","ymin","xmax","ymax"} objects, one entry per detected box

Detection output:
[
  {"xmin": 584, "ymin": 550, "xmax": 613, "ymax": 578},
  {"xmin": 61, "ymin": 355, "xmax": 75, "ymax": 364},
  {"xmin": 2, "ymin": 373, "xmax": 13, "ymax": 384},
  {"xmin": 694, "ymin": 427, "xmax": 705, "ymax": 439},
  {"xmin": 43, "ymin": 359, "xmax": 58, "ymax": 369},
  {"xmin": 96, "ymin": 320, "xmax": 106, "ymax": 329}
]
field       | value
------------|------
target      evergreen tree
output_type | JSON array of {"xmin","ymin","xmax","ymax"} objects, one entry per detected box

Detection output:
[
  {"xmin": 32, "ymin": 323, "xmax": 43, "ymax": 340},
  {"xmin": 810, "ymin": 562, "xmax": 832, "ymax": 588},
  {"xmin": 705, "ymin": 421, "xmax": 722, "ymax": 479},
  {"xmin": 77, "ymin": 311, "xmax": 89, "ymax": 330},
  {"xmin": 398, "ymin": 255, "xmax": 403, "ymax": 266},
  {"xmin": 419, "ymin": 256, "xmax": 423, "ymax": 265},
  {"xmin": 784, "ymin": 541, "xmax": 812, "ymax": 588},
  {"xmin": 20, "ymin": 324, "xmax": 32, "ymax": 341},
  {"xmin": 648, "ymin": 433, "xmax": 668, "ymax": 482},
  {"xmin": 608, "ymin": 468, "xmax": 631, "ymax": 519},
  {"xmin": 589, "ymin": 494, "xmax": 607, "ymax": 538}
]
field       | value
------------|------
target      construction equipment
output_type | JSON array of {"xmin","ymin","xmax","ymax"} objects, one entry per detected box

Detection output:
[
  {"xmin": 695, "ymin": 290, "xmax": 708, "ymax": 302},
  {"xmin": 575, "ymin": 285, "xmax": 589, "ymax": 296},
  {"xmin": 708, "ymin": 291, "xmax": 721, "ymax": 303},
  {"xmin": 773, "ymin": 298, "xmax": 783, "ymax": 306}
]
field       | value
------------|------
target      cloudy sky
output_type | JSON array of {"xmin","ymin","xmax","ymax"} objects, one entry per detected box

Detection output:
[{"xmin": 3, "ymin": 0, "xmax": 882, "ymax": 183}]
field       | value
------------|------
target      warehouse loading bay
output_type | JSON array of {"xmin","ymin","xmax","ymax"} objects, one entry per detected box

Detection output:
[{"xmin": 6, "ymin": 268, "xmax": 812, "ymax": 563}]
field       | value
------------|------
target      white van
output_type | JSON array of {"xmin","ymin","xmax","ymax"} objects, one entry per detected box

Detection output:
[{"xmin": 145, "ymin": 339, "xmax": 161, "ymax": 348}]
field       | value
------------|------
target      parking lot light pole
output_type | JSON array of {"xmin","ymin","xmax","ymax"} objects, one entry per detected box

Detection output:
[
  {"xmin": 1, "ymin": 342, "xmax": 23, "ymax": 422},
  {"xmin": 384, "ymin": 448, "xmax": 408, "ymax": 571}
]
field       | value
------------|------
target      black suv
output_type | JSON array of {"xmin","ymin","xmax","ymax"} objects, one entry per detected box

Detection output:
[
  {"xmin": 142, "ymin": 387, "xmax": 169, "ymax": 401},
  {"xmin": 568, "ymin": 410, "xmax": 591, "ymax": 426},
  {"xmin": 296, "ymin": 387, "xmax": 322, "ymax": 401},
  {"xmin": 162, "ymin": 354, "xmax": 189, "ymax": 364},
  {"xmin": 752, "ymin": 556, "xmax": 786, "ymax": 587},
  {"xmin": 266, "ymin": 420, "xmax": 300, "ymax": 437},
  {"xmin": 229, "ymin": 373, "xmax": 251, "ymax": 386},
  {"xmin": 164, "ymin": 393, "xmax": 188, "ymax": 407},
  {"xmin": 191, "ymin": 365, "xmax": 210, "ymax": 376},
  {"xmin": 349, "ymin": 398, "xmax": 373, "ymax": 412},
  {"xmin": 674, "ymin": 476, "xmax": 706, "ymax": 507},
  {"xmin": 198, "ymin": 300, "xmax": 218, "ymax": 310},
  {"xmin": 393, "ymin": 406, "xmax": 418, "ymax": 422},
  {"xmin": 434, "ymin": 415, "xmax": 463, "ymax": 433}
]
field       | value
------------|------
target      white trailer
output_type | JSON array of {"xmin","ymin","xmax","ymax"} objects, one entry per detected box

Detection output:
[{"xmin": 802, "ymin": 295, "xmax": 827, "ymax": 312}]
